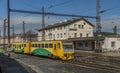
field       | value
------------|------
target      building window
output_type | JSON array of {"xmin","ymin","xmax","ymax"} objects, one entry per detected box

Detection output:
[
  {"xmin": 79, "ymin": 25, "xmax": 81, "ymax": 28},
  {"xmin": 60, "ymin": 26, "xmax": 62, "ymax": 30},
  {"xmin": 74, "ymin": 33, "xmax": 77, "ymax": 38},
  {"xmin": 57, "ymin": 34, "xmax": 59, "ymax": 38},
  {"xmin": 84, "ymin": 22, "xmax": 86, "ymax": 25},
  {"xmin": 61, "ymin": 33, "xmax": 62, "ymax": 38},
  {"xmin": 86, "ymin": 34, "xmax": 89, "ymax": 37},
  {"xmin": 49, "ymin": 33, "xmax": 52, "ymax": 39},
  {"xmin": 81, "ymin": 25, "xmax": 84, "ymax": 29},
  {"xmin": 53, "ymin": 34, "xmax": 55, "ymax": 40},
  {"xmin": 64, "ymin": 25, "xmax": 66, "ymax": 29},
  {"xmin": 64, "ymin": 33, "xmax": 66, "ymax": 35},
  {"xmin": 74, "ymin": 24, "xmax": 77, "ymax": 28},
  {"xmin": 111, "ymin": 41, "xmax": 115, "ymax": 48},
  {"xmin": 78, "ymin": 43, "xmax": 82, "ymax": 47},
  {"xmin": 79, "ymin": 25, "xmax": 84, "ymax": 29},
  {"xmin": 57, "ymin": 27, "xmax": 59, "ymax": 30},
  {"xmin": 80, "ymin": 33, "xmax": 82, "ymax": 37},
  {"xmin": 85, "ymin": 42, "xmax": 88, "ymax": 47}
]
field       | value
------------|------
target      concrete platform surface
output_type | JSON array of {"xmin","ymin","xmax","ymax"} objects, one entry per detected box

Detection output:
[{"xmin": 0, "ymin": 53, "xmax": 36, "ymax": 73}]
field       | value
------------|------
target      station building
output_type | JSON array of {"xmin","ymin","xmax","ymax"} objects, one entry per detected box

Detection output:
[
  {"xmin": 38, "ymin": 18, "xmax": 95, "ymax": 50},
  {"xmin": 38, "ymin": 18, "xmax": 120, "ymax": 52},
  {"xmin": 38, "ymin": 18, "xmax": 94, "ymax": 41}
]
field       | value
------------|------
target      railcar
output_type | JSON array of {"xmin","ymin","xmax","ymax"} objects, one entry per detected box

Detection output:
[{"xmin": 11, "ymin": 40, "xmax": 74, "ymax": 60}]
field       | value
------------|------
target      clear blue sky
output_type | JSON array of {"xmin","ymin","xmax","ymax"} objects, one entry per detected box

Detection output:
[
  {"xmin": 0, "ymin": 0, "xmax": 120, "ymax": 18},
  {"xmin": 0, "ymin": 0, "xmax": 120, "ymax": 34}
]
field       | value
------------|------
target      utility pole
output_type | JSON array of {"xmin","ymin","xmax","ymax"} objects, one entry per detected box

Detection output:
[
  {"xmin": 42, "ymin": 6, "xmax": 45, "ymax": 41},
  {"xmin": 96, "ymin": 0, "xmax": 102, "ymax": 52},
  {"xmin": 7, "ymin": 0, "xmax": 10, "ymax": 57},
  {"xmin": 23, "ymin": 21, "xmax": 25, "ymax": 41},
  {"xmin": 12, "ymin": 24, "xmax": 14, "ymax": 42},
  {"xmin": 96, "ymin": 0, "xmax": 101, "ymax": 35},
  {"xmin": 3, "ymin": 19, "xmax": 7, "ymax": 50}
]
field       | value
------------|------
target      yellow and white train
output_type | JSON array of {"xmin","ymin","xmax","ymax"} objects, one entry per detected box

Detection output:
[{"xmin": 11, "ymin": 40, "xmax": 74, "ymax": 60}]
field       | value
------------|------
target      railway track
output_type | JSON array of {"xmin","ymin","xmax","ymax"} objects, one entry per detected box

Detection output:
[
  {"xmin": 63, "ymin": 60, "xmax": 120, "ymax": 72},
  {"xmin": 62, "ymin": 51, "xmax": 120, "ymax": 72},
  {"xmin": 11, "ymin": 52, "xmax": 120, "ymax": 72}
]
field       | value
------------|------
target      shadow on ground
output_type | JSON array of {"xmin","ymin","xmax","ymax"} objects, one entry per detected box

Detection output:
[{"xmin": 0, "ymin": 53, "xmax": 36, "ymax": 73}]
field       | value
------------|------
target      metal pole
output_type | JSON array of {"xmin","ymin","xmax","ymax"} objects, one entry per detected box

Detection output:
[
  {"xmin": 7, "ymin": 0, "xmax": 10, "ymax": 57},
  {"xmin": 96, "ymin": 0, "xmax": 101, "ymax": 52},
  {"xmin": 23, "ymin": 21, "xmax": 25, "ymax": 42},
  {"xmin": 96, "ymin": 0, "xmax": 101, "ymax": 35},
  {"xmin": 12, "ymin": 24, "xmax": 14, "ymax": 42},
  {"xmin": 3, "ymin": 19, "xmax": 7, "ymax": 50},
  {"xmin": 42, "ymin": 6, "xmax": 45, "ymax": 41}
]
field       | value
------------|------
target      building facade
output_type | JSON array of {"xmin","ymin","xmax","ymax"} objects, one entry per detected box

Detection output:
[
  {"xmin": 38, "ymin": 18, "xmax": 94, "ymax": 41},
  {"xmin": 102, "ymin": 36, "xmax": 120, "ymax": 52}
]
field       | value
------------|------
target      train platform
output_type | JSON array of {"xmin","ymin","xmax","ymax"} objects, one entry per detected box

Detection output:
[{"xmin": 0, "ymin": 53, "xmax": 36, "ymax": 73}]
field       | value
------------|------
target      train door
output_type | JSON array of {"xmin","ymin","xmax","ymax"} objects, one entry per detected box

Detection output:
[
  {"xmin": 53, "ymin": 42, "xmax": 62, "ymax": 57},
  {"xmin": 24, "ymin": 42, "xmax": 30, "ymax": 54},
  {"xmin": 56, "ymin": 42, "xmax": 63, "ymax": 57}
]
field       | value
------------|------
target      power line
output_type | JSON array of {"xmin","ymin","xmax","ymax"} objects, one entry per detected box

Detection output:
[
  {"xmin": 47, "ymin": 0, "xmax": 73, "ymax": 9},
  {"xmin": 75, "ymin": 8, "xmax": 96, "ymax": 14},
  {"xmin": 101, "ymin": 5, "xmax": 120, "ymax": 13},
  {"xmin": 10, "ymin": 9, "xmax": 96, "ymax": 18},
  {"xmin": 100, "ymin": 0, "xmax": 120, "ymax": 13},
  {"xmin": 16, "ymin": 0, "xmax": 41, "ymax": 11}
]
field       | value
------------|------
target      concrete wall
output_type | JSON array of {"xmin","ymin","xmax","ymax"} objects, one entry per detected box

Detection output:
[{"xmin": 102, "ymin": 37, "xmax": 120, "ymax": 51}]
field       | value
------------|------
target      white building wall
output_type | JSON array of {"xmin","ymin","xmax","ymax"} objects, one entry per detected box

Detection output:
[
  {"xmin": 102, "ymin": 37, "xmax": 120, "ymax": 51},
  {"xmin": 38, "ymin": 19, "xmax": 94, "ymax": 41}
]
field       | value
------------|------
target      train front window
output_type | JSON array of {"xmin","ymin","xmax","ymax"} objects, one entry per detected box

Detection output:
[{"xmin": 63, "ymin": 44, "xmax": 73, "ymax": 52}]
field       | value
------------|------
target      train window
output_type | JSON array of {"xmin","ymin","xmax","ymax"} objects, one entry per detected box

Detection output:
[
  {"xmin": 38, "ymin": 44, "xmax": 40, "ymax": 47},
  {"xmin": 32, "ymin": 44, "xmax": 34, "ymax": 47},
  {"xmin": 16, "ymin": 45, "xmax": 18, "ymax": 48},
  {"xmin": 42, "ymin": 44, "xmax": 44, "ymax": 48},
  {"xmin": 22, "ymin": 44, "xmax": 24, "ymax": 47},
  {"xmin": 35, "ymin": 44, "xmax": 37, "ymax": 47},
  {"xmin": 12, "ymin": 44, "xmax": 14, "ymax": 47},
  {"xmin": 14, "ymin": 45, "xmax": 16, "ymax": 48},
  {"xmin": 20, "ymin": 45, "xmax": 21, "ymax": 48},
  {"xmin": 58, "ymin": 43, "xmax": 60, "ymax": 48},
  {"xmin": 45, "ymin": 44, "xmax": 48, "ymax": 48},
  {"xmin": 49, "ymin": 44, "xmax": 53, "ymax": 48},
  {"xmin": 54, "ymin": 44, "xmax": 56, "ymax": 50},
  {"xmin": 24, "ymin": 44, "xmax": 26, "ymax": 47}
]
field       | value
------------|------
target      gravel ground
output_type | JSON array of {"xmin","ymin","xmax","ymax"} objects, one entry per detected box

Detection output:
[{"xmin": 10, "ymin": 53, "xmax": 115, "ymax": 73}]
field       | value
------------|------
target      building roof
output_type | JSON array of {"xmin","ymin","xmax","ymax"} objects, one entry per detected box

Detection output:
[{"xmin": 38, "ymin": 18, "xmax": 94, "ymax": 31}]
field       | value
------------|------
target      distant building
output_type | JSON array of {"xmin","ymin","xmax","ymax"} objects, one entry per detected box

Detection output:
[
  {"xmin": 38, "ymin": 18, "xmax": 94, "ymax": 41},
  {"xmin": 0, "ymin": 33, "xmax": 38, "ymax": 44}
]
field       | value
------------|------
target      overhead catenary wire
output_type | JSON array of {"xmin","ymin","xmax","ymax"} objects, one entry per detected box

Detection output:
[
  {"xmin": 100, "ymin": 5, "xmax": 120, "ymax": 13},
  {"xmin": 16, "ymin": 0, "xmax": 41, "ymax": 11},
  {"xmin": 75, "ymin": 8, "xmax": 96, "ymax": 14},
  {"xmin": 100, "ymin": 0, "xmax": 120, "ymax": 13},
  {"xmin": 47, "ymin": 0, "xmax": 73, "ymax": 9}
]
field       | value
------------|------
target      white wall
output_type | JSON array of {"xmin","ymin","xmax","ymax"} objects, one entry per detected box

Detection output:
[
  {"xmin": 38, "ymin": 19, "xmax": 94, "ymax": 41},
  {"xmin": 103, "ymin": 37, "xmax": 120, "ymax": 51}
]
